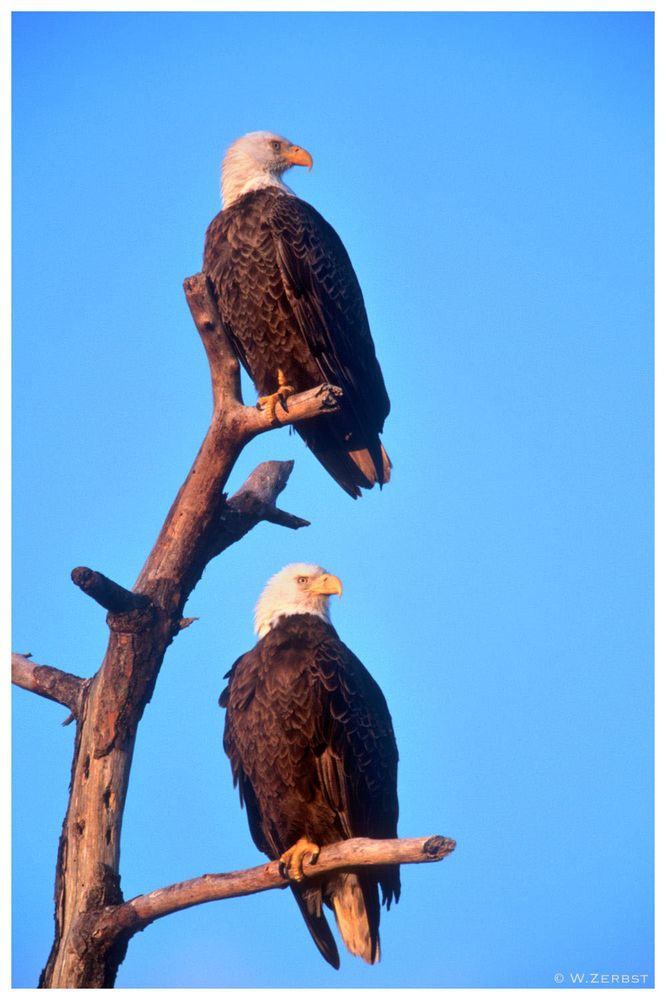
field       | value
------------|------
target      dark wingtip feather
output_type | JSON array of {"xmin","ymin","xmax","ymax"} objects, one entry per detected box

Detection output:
[
  {"xmin": 291, "ymin": 886, "xmax": 341, "ymax": 969},
  {"xmin": 361, "ymin": 876, "xmax": 381, "ymax": 964}
]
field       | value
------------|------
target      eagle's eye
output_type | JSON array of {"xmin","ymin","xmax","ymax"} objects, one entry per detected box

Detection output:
[
  {"xmin": 271, "ymin": 140, "xmax": 281, "ymax": 152},
  {"xmin": 297, "ymin": 576, "xmax": 309, "ymax": 585}
]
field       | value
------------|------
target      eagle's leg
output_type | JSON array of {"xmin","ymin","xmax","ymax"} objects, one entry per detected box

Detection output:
[
  {"xmin": 279, "ymin": 836, "xmax": 321, "ymax": 882},
  {"xmin": 257, "ymin": 368, "xmax": 295, "ymax": 424}
]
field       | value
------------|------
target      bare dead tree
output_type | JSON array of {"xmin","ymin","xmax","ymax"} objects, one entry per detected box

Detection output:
[{"xmin": 12, "ymin": 274, "xmax": 456, "ymax": 988}]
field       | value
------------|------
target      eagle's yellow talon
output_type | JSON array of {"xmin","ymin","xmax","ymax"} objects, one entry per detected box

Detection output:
[
  {"xmin": 279, "ymin": 836, "xmax": 321, "ymax": 881},
  {"xmin": 258, "ymin": 368, "xmax": 295, "ymax": 424}
]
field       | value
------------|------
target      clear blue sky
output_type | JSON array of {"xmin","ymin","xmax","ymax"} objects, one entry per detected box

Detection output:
[{"xmin": 12, "ymin": 11, "xmax": 653, "ymax": 989}]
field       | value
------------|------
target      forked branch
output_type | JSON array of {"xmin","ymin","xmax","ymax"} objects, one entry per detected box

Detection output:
[{"xmin": 213, "ymin": 459, "xmax": 310, "ymax": 554}]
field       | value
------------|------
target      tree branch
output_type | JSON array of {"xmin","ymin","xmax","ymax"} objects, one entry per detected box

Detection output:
[
  {"xmin": 244, "ymin": 382, "xmax": 344, "ymax": 436},
  {"xmin": 11, "ymin": 653, "xmax": 86, "ymax": 716},
  {"xmin": 182, "ymin": 272, "xmax": 243, "ymax": 409},
  {"xmin": 71, "ymin": 567, "xmax": 152, "ymax": 614},
  {"xmin": 212, "ymin": 459, "xmax": 310, "ymax": 555},
  {"xmin": 96, "ymin": 836, "xmax": 456, "ymax": 940}
]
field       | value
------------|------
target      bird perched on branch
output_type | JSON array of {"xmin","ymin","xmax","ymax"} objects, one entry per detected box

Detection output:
[
  {"xmin": 220, "ymin": 563, "xmax": 400, "ymax": 968},
  {"xmin": 203, "ymin": 131, "xmax": 391, "ymax": 498}
]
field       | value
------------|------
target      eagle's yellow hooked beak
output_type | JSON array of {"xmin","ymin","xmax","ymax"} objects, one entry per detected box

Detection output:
[
  {"xmin": 284, "ymin": 144, "xmax": 313, "ymax": 171},
  {"xmin": 309, "ymin": 573, "xmax": 343, "ymax": 597}
]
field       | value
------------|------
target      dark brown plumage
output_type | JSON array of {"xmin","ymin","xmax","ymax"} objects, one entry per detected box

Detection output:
[
  {"xmin": 203, "ymin": 184, "xmax": 391, "ymax": 498},
  {"xmin": 219, "ymin": 612, "xmax": 400, "ymax": 968}
]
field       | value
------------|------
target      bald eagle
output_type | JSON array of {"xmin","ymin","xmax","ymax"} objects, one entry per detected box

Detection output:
[
  {"xmin": 219, "ymin": 564, "xmax": 400, "ymax": 968},
  {"xmin": 203, "ymin": 131, "xmax": 391, "ymax": 498}
]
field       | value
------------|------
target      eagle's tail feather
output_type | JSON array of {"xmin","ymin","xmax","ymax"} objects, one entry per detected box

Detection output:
[
  {"xmin": 329, "ymin": 873, "xmax": 381, "ymax": 965},
  {"xmin": 308, "ymin": 442, "xmax": 391, "ymax": 499},
  {"xmin": 295, "ymin": 412, "xmax": 391, "ymax": 497},
  {"xmin": 291, "ymin": 885, "xmax": 340, "ymax": 970},
  {"xmin": 349, "ymin": 443, "xmax": 392, "ymax": 487}
]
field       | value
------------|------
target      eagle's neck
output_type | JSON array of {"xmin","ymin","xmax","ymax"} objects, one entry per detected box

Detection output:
[
  {"xmin": 222, "ymin": 150, "xmax": 293, "ymax": 208},
  {"xmin": 255, "ymin": 606, "xmax": 331, "ymax": 640}
]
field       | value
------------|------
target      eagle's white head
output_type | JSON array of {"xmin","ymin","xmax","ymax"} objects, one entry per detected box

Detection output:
[
  {"xmin": 221, "ymin": 131, "xmax": 313, "ymax": 208},
  {"xmin": 254, "ymin": 562, "xmax": 343, "ymax": 639}
]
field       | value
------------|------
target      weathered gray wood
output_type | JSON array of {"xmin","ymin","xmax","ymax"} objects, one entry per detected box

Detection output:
[{"xmin": 11, "ymin": 653, "xmax": 85, "ymax": 716}]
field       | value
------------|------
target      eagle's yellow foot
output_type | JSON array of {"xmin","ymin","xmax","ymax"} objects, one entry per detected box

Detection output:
[
  {"xmin": 279, "ymin": 837, "xmax": 321, "ymax": 882},
  {"xmin": 257, "ymin": 368, "xmax": 295, "ymax": 424}
]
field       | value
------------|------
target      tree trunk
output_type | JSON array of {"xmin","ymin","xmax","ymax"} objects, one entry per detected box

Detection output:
[{"xmin": 33, "ymin": 274, "xmax": 338, "ymax": 988}]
